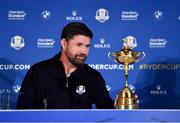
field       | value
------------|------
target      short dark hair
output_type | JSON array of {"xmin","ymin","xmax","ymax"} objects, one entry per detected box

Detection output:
[{"xmin": 61, "ymin": 22, "xmax": 93, "ymax": 41}]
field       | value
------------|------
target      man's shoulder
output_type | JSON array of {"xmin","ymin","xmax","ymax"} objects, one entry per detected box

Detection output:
[
  {"xmin": 31, "ymin": 52, "xmax": 61, "ymax": 69},
  {"xmin": 30, "ymin": 58, "xmax": 56, "ymax": 71},
  {"xmin": 83, "ymin": 64, "xmax": 100, "ymax": 75}
]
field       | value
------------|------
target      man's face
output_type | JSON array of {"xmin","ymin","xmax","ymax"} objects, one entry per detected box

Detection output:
[{"xmin": 64, "ymin": 35, "xmax": 91, "ymax": 66}]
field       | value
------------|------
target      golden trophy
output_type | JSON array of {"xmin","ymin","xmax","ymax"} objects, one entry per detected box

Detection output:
[{"xmin": 108, "ymin": 36, "xmax": 145, "ymax": 109}]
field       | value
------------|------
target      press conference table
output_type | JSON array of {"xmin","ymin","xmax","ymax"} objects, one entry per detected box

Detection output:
[{"xmin": 0, "ymin": 109, "xmax": 180, "ymax": 122}]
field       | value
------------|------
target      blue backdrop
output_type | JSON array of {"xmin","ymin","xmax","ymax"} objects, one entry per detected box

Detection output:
[{"xmin": 0, "ymin": 0, "xmax": 180, "ymax": 109}]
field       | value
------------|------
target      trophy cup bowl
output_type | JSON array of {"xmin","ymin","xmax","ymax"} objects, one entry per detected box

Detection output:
[{"xmin": 108, "ymin": 39, "xmax": 145, "ymax": 109}]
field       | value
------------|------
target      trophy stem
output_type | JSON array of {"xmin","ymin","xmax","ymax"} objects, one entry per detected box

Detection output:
[
  {"xmin": 125, "ymin": 77, "xmax": 128, "ymax": 87},
  {"xmin": 124, "ymin": 64, "xmax": 129, "ymax": 87}
]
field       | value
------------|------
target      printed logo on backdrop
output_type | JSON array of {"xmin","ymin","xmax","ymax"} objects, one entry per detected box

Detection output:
[
  {"xmin": 93, "ymin": 38, "xmax": 111, "ymax": 49},
  {"xmin": 95, "ymin": 8, "xmax": 109, "ymax": 23},
  {"xmin": 129, "ymin": 84, "xmax": 136, "ymax": 91},
  {"xmin": 0, "ymin": 89, "xmax": 11, "ymax": 109},
  {"xmin": 178, "ymin": 16, "xmax": 180, "ymax": 21},
  {"xmin": 88, "ymin": 64, "xmax": 134, "ymax": 70},
  {"xmin": 37, "ymin": 38, "xmax": 55, "ymax": 48},
  {"xmin": 149, "ymin": 38, "xmax": 167, "ymax": 48},
  {"xmin": 66, "ymin": 10, "xmax": 83, "ymax": 21},
  {"xmin": 0, "ymin": 64, "xmax": 30, "ymax": 70},
  {"xmin": 139, "ymin": 64, "xmax": 180, "ymax": 70},
  {"xmin": 123, "ymin": 36, "xmax": 137, "ymax": 49},
  {"xmin": 150, "ymin": 84, "xmax": 167, "ymax": 95},
  {"xmin": 153, "ymin": 10, "xmax": 164, "ymax": 21},
  {"xmin": 106, "ymin": 85, "xmax": 111, "ymax": 91},
  {"xmin": 13, "ymin": 85, "xmax": 21, "ymax": 93},
  {"xmin": 41, "ymin": 10, "xmax": 51, "ymax": 20},
  {"xmin": 121, "ymin": 11, "xmax": 139, "ymax": 21},
  {"xmin": 8, "ymin": 10, "xmax": 26, "ymax": 20},
  {"xmin": 10, "ymin": 35, "xmax": 25, "ymax": 50}
]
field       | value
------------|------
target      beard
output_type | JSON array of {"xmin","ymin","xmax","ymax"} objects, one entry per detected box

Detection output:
[{"xmin": 65, "ymin": 50, "xmax": 87, "ymax": 67}]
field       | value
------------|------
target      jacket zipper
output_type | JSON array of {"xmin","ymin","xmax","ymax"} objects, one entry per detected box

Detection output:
[
  {"xmin": 66, "ymin": 77, "xmax": 69, "ymax": 88},
  {"xmin": 66, "ymin": 73, "xmax": 71, "ymax": 88}
]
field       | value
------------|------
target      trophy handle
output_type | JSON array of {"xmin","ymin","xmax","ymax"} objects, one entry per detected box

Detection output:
[
  {"xmin": 135, "ymin": 51, "xmax": 145, "ymax": 63},
  {"xmin": 108, "ymin": 52, "xmax": 118, "ymax": 63}
]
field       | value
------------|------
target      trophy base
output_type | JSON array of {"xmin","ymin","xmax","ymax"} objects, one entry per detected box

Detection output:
[
  {"xmin": 115, "ymin": 104, "xmax": 139, "ymax": 110},
  {"xmin": 115, "ymin": 86, "xmax": 139, "ymax": 110}
]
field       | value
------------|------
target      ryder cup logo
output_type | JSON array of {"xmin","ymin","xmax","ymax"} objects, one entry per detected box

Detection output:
[
  {"xmin": 123, "ymin": 36, "xmax": 137, "ymax": 49},
  {"xmin": 76, "ymin": 85, "xmax": 86, "ymax": 95},
  {"xmin": 41, "ymin": 10, "xmax": 51, "ymax": 20},
  {"xmin": 10, "ymin": 35, "xmax": 25, "ymax": 50},
  {"xmin": 95, "ymin": 8, "xmax": 109, "ymax": 23},
  {"xmin": 153, "ymin": 10, "xmax": 164, "ymax": 21}
]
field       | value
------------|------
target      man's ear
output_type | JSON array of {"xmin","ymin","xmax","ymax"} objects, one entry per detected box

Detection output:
[{"xmin": 61, "ymin": 39, "xmax": 67, "ymax": 50}]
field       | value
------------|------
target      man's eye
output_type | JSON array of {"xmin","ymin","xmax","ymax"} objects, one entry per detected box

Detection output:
[
  {"xmin": 86, "ymin": 44, "xmax": 90, "ymax": 48},
  {"xmin": 77, "ymin": 44, "xmax": 81, "ymax": 46}
]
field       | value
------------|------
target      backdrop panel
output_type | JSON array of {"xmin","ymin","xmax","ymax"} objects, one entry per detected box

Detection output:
[{"xmin": 0, "ymin": 0, "xmax": 180, "ymax": 109}]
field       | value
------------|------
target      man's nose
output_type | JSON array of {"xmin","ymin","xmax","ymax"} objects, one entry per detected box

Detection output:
[{"xmin": 81, "ymin": 46, "xmax": 88, "ymax": 54}]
